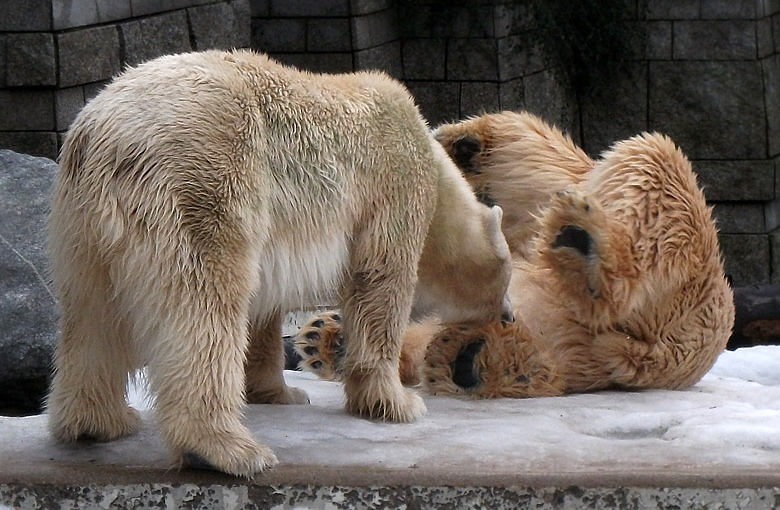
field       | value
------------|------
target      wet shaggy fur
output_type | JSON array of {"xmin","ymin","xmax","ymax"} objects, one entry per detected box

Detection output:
[
  {"xmin": 46, "ymin": 50, "xmax": 513, "ymax": 477},
  {"xmin": 295, "ymin": 111, "xmax": 735, "ymax": 399}
]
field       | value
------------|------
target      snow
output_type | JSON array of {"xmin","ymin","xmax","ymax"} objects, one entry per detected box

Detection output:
[{"xmin": 124, "ymin": 346, "xmax": 780, "ymax": 473}]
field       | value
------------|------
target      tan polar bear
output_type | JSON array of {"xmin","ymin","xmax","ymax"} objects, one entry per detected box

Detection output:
[
  {"xmin": 46, "ymin": 50, "xmax": 513, "ymax": 477},
  {"xmin": 295, "ymin": 111, "xmax": 735, "ymax": 398}
]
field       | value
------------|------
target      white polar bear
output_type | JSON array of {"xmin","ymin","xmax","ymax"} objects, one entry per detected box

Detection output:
[{"xmin": 46, "ymin": 50, "xmax": 513, "ymax": 477}]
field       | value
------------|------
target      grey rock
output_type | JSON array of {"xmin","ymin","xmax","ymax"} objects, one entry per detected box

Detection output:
[
  {"xmin": 402, "ymin": 38, "xmax": 445, "ymax": 80},
  {"xmin": 270, "ymin": 0, "xmax": 349, "ymax": 17},
  {"xmin": 0, "ymin": 90, "xmax": 55, "ymax": 131},
  {"xmin": 764, "ymin": 54, "xmax": 780, "ymax": 157},
  {"xmin": 701, "ymin": 0, "xmax": 756, "ymax": 19},
  {"xmin": 405, "ymin": 81, "xmax": 459, "ymax": 127},
  {"xmin": 0, "ymin": 0, "xmax": 51, "ymax": 31},
  {"xmin": 252, "ymin": 19, "xmax": 306, "ymax": 53},
  {"xmin": 188, "ymin": 2, "xmax": 239, "ymax": 51},
  {"xmin": 0, "ymin": 132, "xmax": 58, "ymax": 160},
  {"xmin": 711, "ymin": 203, "xmax": 766, "ymax": 234},
  {"xmin": 0, "ymin": 150, "xmax": 58, "ymax": 414},
  {"xmin": 351, "ymin": 9, "xmax": 398, "ymax": 51},
  {"xmin": 646, "ymin": 0, "xmax": 699, "ymax": 20}
]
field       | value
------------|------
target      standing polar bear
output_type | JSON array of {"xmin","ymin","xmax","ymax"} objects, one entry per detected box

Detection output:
[
  {"xmin": 296, "ymin": 111, "xmax": 735, "ymax": 398},
  {"xmin": 47, "ymin": 50, "xmax": 513, "ymax": 477}
]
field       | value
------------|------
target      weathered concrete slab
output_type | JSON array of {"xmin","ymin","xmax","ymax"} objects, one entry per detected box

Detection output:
[{"xmin": 2, "ymin": 347, "xmax": 780, "ymax": 508}]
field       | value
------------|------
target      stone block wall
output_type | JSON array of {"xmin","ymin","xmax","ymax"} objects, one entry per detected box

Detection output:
[
  {"xmin": 0, "ymin": 0, "xmax": 250, "ymax": 160},
  {"xmin": 1, "ymin": 0, "xmax": 779, "ymax": 285}
]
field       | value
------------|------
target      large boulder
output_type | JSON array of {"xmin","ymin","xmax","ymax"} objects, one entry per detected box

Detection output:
[{"xmin": 0, "ymin": 149, "xmax": 58, "ymax": 415}]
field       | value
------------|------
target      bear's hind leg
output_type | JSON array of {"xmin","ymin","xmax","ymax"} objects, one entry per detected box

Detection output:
[
  {"xmin": 538, "ymin": 188, "xmax": 639, "ymax": 326},
  {"xmin": 48, "ymin": 263, "xmax": 141, "ymax": 443},
  {"xmin": 245, "ymin": 310, "xmax": 309, "ymax": 404}
]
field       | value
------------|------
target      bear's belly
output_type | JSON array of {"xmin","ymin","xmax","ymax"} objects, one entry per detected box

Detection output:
[{"xmin": 251, "ymin": 231, "xmax": 349, "ymax": 316}]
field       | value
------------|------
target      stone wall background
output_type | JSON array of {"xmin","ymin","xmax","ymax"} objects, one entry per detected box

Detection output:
[{"xmin": 0, "ymin": 0, "xmax": 779, "ymax": 285}]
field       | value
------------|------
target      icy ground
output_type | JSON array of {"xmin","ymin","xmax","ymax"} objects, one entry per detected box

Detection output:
[{"xmin": 124, "ymin": 346, "xmax": 780, "ymax": 472}]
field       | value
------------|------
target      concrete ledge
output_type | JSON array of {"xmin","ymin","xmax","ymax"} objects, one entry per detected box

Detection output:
[{"xmin": 3, "ymin": 352, "xmax": 780, "ymax": 508}]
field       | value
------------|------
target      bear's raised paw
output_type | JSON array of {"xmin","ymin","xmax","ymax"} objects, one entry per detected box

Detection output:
[{"xmin": 294, "ymin": 311, "xmax": 346, "ymax": 382}]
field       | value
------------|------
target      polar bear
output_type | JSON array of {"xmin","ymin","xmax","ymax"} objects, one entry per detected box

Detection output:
[
  {"xmin": 46, "ymin": 50, "xmax": 513, "ymax": 477},
  {"xmin": 295, "ymin": 111, "xmax": 734, "ymax": 398}
]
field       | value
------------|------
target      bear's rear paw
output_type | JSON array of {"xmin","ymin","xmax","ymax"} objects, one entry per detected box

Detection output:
[
  {"xmin": 50, "ymin": 403, "xmax": 142, "ymax": 443},
  {"xmin": 423, "ymin": 322, "xmax": 567, "ymax": 399},
  {"xmin": 179, "ymin": 432, "xmax": 278, "ymax": 477},
  {"xmin": 246, "ymin": 384, "xmax": 310, "ymax": 405},
  {"xmin": 294, "ymin": 311, "xmax": 346, "ymax": 382},
  {"xmin": 345, "ymin": 370, "xmax": 426, "ymax": 423},
  {"xmin": 553, "ymin": 225, "xmax": 594, "ymax": 258}
]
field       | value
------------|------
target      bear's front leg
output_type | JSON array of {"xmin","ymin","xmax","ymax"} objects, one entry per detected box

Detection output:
[
  {"xmin": 538, "ymin": 188, "xmax": 639, "ymax": 328},
  {"xmin": 245, "ymin": 310, "xmax": 310, "ymax": 405},
  {"xmin": 340, "ymin": 269, "xmax": 426, "ymax": 423}
]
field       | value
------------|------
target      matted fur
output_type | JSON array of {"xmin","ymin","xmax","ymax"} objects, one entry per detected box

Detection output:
[
  {"xmin": 296, "ymin": 111, "xmax": 734, "ymax": 399},
  {"xmin": 46, "ymin": 50, "xmax": 513, "ymax": 477}
]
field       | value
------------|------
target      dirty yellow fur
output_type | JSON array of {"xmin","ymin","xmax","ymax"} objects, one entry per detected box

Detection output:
[
  {"xmin": 46, "ymin": 50, "xmax": 512, "ymax": 477},
  {"xmin": 297, "ymin": 111, "xmax": 734, "ymax": 399}
]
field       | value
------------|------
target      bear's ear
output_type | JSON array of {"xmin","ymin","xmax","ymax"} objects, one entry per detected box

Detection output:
[{"xmin": 451, "ymin": 135, "xmax": 482, "ymax": 174}]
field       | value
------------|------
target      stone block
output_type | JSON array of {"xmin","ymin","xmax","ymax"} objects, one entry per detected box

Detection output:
[
  {"xmin": 0, "ymin": 0, "xmax": 51, "ymax": 31},
  {"xmin": 460, "ymin": 82, "xmax": 499, "ymax": 118},
  {"xmin": 351, "ymin": 0, "xmax": 393, "ymax": 16},
  {"xmin": 404, "ymin": 81, "xmax": 459, "ymax": 126},
  {"xmin": 270, "ymin": 0, "xmax": 349, "ymax": 17},
  {"xmin": 0, "ymin": 35, "xmax": 6, "ymax": 88},
  {"xmin": 270, "ymin": 52, "xmax": 353, "ymax": 75},
  {"xmin": 719, "ymin": 233, "xmax": 770, "ymax": 285},
  {"xmin": 52, "ymin": 0, "xmax": 131, "ymax": 30},
  {"xmin": 763, "ymin": 55, "xmax": 780, "ymax": 157},
  {"xmin": 580, "ymin": 63, "xmax": 647, "ymax": 157},
  {"xmin": 130, "ymin": 0, "xmax": 214, "ymax": 18},
  {"xmin": 55, "ymin": 87, "xmax": 86, "ymax": 132},
  {"xmin": 231, "ymin": 0, "xmax": 252, "ymax": 49},
  {"xmin": 402, "ymin": 38, "xmax": 445, "ymax": 80},
  {"xmin": 523, "ymin": 69, "xmax": 580, "ymax": 140},
  {"xmin": 0, "ymin": 132, "xmax": 58, "ymax": 159},
  {"xmin": 429, "ymin": 5, "xmax": 494, "ymax": 39},
  {"xmin": 701, "ymin": 0, "xmax": 756, "ymax": 18},
  {"xmin": 498, "ymin": 78, "xmax": 524, "ymax": 112},
  {"xmin": 712, "ymin": 202, "xmax": 766, "ymax": 234},
  {"xmin": 188, "ymin": 2, "xmax": 242, "ymax": 51},
  {"xmin": 354, "ymin": 42, "xmax": 402, "ymax": 79},
  {"xmin": 398, "ymin": 3, "xmax": 432, "ymax": 38},
  {"xmin": 695, "ymin": 160, "xmax": 775, "ymax": 201},
  {"xmin": 83, "ymin": 80, "xmax": 108, "ymax": 102},
  {"xmin": 120, "ymin": 11, "xmax": 191, "ymax": 68},
  {"xmin": 758, "ymin": 17, "xmax": 774, "ymax": 58},
  {"xmin": 649, "ymin": 61, "xmax": 766, "ymax": 160},
  {"xmin": 758, "ymin": 0, "xmax": 780, "ymax": 16},
  {"xmin": 646, "ymin": 21, "xmax": 672, "ymax": 59},
  {"xmin": 494, "ymin": 2, "xmax": 534, "ymax": 38},
  {"xmin": 771, "ymin": 230, "xmax": 780, "ymax": 283},
  {"xmin": 250, "ymin": 0, "xmax": 269, "ymax": 16},
  {"xmin": 352, "ymin": 9, "xmax": 399, "ymax": 50},
  {"xmin": 0, "ymin": 90, "xmax": 54, "ymax": 131},
  {"xmin": 6, "ymin": 33, "xmax": 56, "ymax": 87},
  {"xmin": 497, "ymin": 35, "xmax": 544, "ymax": 81},
  {"xmin": 307, "ymin": 18, "xmax": 352, "ymax": 52},
  {"xmin": 252, "ymin": 19, "xmax": 306, "ymax": 53},
  {"xmin": 673, "ymin": 21, "xmax": 756, "ymax": 60},
  {"xmin": 775, "ymin": 14, "xmax": 780, "ymax": 52},
  {"xmin": 447, "ymin": 38, "xmax": 497, "ymax": 81},
  {"xmin": 58, "ymin": 25, "xmax": 120, "ymax": 87},
  {"xmin": 646, "ymin": 0, "xmax": 700, "ymax": 19},
  {"xmin": 0, "ymin": 150, "xmax": 59, "ymax": 413}
]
